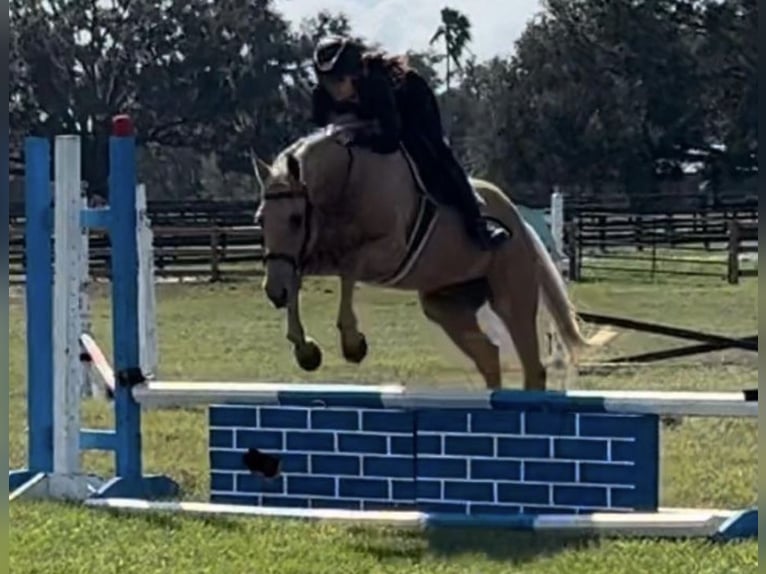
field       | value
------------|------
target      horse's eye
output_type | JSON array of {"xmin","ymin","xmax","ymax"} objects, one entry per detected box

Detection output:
[{"xmin": 289, "ymin": 213, "xmax": 303, "ymax": 229}]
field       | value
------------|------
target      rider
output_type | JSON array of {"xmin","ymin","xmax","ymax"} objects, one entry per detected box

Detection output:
[{"xmin": 310, "ymin": 35, "xmax": 509, "ymax": 251}]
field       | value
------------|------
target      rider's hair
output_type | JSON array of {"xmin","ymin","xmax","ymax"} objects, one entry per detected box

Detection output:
[{"xmin": 362, "ymin": 51, "xmax": 410, "ymax": 86}]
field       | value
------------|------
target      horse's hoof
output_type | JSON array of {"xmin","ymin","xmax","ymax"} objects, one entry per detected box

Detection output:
[
  {"xmin": 295, "ymin": 340, "xmax": 322, "ymax": 371},
  {"xmin": 343, "ymin": 334, "xmax": 368, "ymax": 364}
]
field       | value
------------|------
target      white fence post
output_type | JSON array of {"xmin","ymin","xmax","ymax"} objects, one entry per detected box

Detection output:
[
  {"xmin": 137, "ymin": 183, "xmax": 158, "ymax": 379},
  {"xmin": 53, "ymin": 135, "xmax": 82, "ymax": 475},
  {"xmin": 551, "ymin": 188, "xmax": 565, "ymax": 266}
]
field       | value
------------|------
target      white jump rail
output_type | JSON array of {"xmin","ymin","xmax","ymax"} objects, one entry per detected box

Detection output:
[
  {"xmin": 83, "ymin": 498, "xmax": 748, "ymax": 539},
  {"xmin": 131, "ymin": 381, "xmax": 757, "ymax": 417}
]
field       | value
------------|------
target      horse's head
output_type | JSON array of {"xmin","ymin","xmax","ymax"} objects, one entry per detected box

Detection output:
[{"xmin": 256, "ymin": 119, "xmax": 366, "ymax": 308}]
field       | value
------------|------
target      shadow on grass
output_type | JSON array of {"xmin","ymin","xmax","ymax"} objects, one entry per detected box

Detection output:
[
  {"xmin": 91, "ymin": 506, "xmax": 249, "ymax": 533},
  {"xmin": 346, "ymin": 525, "xmax": 600, "ymax": 565}
]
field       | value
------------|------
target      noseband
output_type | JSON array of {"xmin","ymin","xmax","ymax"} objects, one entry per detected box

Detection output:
[{"xmin": 260, "ymin": 145, "xmax": 355, "ymax": 272}]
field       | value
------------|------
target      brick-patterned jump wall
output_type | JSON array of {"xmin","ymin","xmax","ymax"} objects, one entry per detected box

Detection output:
[{"xmin": 208, "ymin": 404, "xmax": 659, "ymax": 516}]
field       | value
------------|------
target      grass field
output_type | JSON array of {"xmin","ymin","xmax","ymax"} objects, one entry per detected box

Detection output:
[{"xmin": 9, "ymin": 266, "xmax": 758, "ymax": 574}]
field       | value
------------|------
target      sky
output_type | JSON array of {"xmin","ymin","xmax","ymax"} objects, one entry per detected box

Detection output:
[{"xmin": 273, "ymin": 0, "xmax": 545, "ymax": 63}]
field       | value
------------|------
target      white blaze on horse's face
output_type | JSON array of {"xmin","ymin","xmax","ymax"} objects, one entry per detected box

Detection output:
[{"xmin": 259, "ymin": 154, "xmax": 309, "ymax": 309}]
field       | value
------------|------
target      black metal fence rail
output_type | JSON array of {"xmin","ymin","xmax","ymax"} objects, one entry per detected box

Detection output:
[{"xmin": 9, "ymin": 200, "xmax": 758, "ymax": 284}]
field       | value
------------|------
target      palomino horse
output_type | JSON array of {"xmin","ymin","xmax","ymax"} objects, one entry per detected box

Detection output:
[{"xmin": 255, "ymin": 119, "xmax": 591, "ymax": 390}]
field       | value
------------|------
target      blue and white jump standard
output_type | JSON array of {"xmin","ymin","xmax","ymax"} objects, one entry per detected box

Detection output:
[
  {"xmin": 9, "ymin": 119, "xmax": 178, "ymax": 501},
  {"xmin": 9, "ymin": 118, "xmax": 758, "ymax": 541}
]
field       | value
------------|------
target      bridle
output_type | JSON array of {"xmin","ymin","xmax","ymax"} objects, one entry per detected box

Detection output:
[
  {"xmin": 260, "ymin": 143, "xmax": 356, "ymax": 273},
  {"xmin": 260, "ymin": 188, "xmax": 313, "ymax": 272}
]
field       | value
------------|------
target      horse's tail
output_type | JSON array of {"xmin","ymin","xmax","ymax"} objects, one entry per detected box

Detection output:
[{"xmin": 522, "ymin": 220, "xmax": 591, "ymax": 362}]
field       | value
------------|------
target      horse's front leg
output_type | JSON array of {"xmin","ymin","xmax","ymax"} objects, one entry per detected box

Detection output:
[
  {"xmin": 286, "ymin": 290, "xmax": 322, "ymax": 371},
  {"xmin": 337, "ymin": 275, "xmax": 368, "ymax": 363}
]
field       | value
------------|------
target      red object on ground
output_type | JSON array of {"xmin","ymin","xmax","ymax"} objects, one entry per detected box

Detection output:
[{"xmin": 112, "ymin": 115, "xmax": 135, "ymax": 137}]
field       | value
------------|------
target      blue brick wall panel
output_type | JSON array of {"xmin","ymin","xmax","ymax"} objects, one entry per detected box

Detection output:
[
  {"xmin": 236, "ymin": 430, "xmax": 284, "ymax": 450},
  {"xmin": 209, "ymin": 430, "xmax": 234, "ymax": 449},
  {"xmin": 280, "ymin": 453, "xmax": 310, "ymax": 474},
  {"xmin": 362, "ymin": 501, "xmax": 415, "ymax": 511},
  {"xmin": 418, "ymin": 411, "xmax": 469, "ymax": 432},
  {"xmin": 523, "ymin": 505, "xmax": 578, "ymax": 515},
  {"xmin": 311, "ymin": 498, "xmax": 362, "ymax": 510},
  {"xmin": 208, "ymin": 429, "xmax": 236, "ymax": 448},
  {"xmin": 237, "ymin": 474, "xmax": 286, "ymax": 494},
  {"xmin": 419, "ymin": 501, "xmax": 468, "ymax": 514},
  {"xmin": 553, "ymin": 485, "xmax": 609, "ymax": 508},
  {"xmin": 630, "ymin": 414, "xmax": 659, "ymax": 510},
  {"xmin": 311, "ymin": 454, "xmax": 361, "ymax": 476},
  {"xmin": 611, "ymin": 487, "xmax": 645, "ymax": 509},
  {"xmin": 210, "ymin": 406, "xmax": 257, "ymax": 428},
  {"xmin": 362, "ymin": 411, "xmax": 414, "ymax": 433},
  {"xmin": 416, "ymin": 434, "xmax": 442, "ymax": 454},
  {"xmin": 287, "ymin": 476, "xmax": 336, "ymax": 497},
  {"xmin": 286, "ymin": 431, "xmax": 335, "ymax": 452},
  {"xmin": 470, "ymin": 411, "xmax": 522, "ymax": 434},
  {"xmin": 578, "ymin": 414, "xmax": 654, "ymax": 438},
  {"xmin": 498, "ymin": 483, "xmax": 550, "ymax": 505},
  {"xmin": 259, "ymin": 407, "xmax": 308, "ymax": 429},
  {"xmin": 390, "ymin": 436, "xmax": 415, "ymax": 455},
  {"xmin": 554, "ymin": 438, "xmax": 608, "ymax": 461},
  {"xmin": 363, "ymin": 456, "xmax": 414, "ymax": 478},
  {"xmin": 611, "ymin": 439, "xmax": 642, "ymax": 462},
  {"xmin": 338, "ymin": 478, "xmax": 390, "ymax": 500},
  {"xmin": 580, "ymin": 462, "xmax": 639, "ymax": 485},
  {"xmin": 445, "ymin": 436, "xmax": 494, "ymax": 457},
  {"xmin": 209, "ymin": 450, "xmax": 246, "ymax": 472},
  {"xmin": 209, "ymin": 404, "xmax": 659, "ymax": 515},
  {"xmin": 525, "ymin": 412, "xmax": 576, "ymax": 436},
  {"xmin": 443, "ymin": 481, "xmax": 494, "ymax": 503},
  {"xmin": 525, "ymin": 461, "xmax": 576, "ymax": 483},
  {"xmin": 418, "ymin": 457, "xmax": 467, "ymax": 479},
  {"xmin": 311, "ymin": 410, "xmax": 359, "ymax": 431},
  {"xmin": 470, "ymin": 504, "xmax": 522, "ymax": 516},
  {"xmin": 262, "ymin": 495, "xmax": 310, "ymax": 508},
  {"xmin": 497, "ymin": 437, "xmax": 550, "ymax": 458},
  {"xmin": 392, "ymin": 480, "xmax": 417, "ymax": 501},
  {"xmin": 416, "ymin": 480, "xmax": 442, "ymax": 500},
  {"xmin": 211, "ymin": 493, "xmax": 258, "ymax": 506},
  {"xmin": 210, "ymin": 472, "xmax": 234, "ymax": 492},
  {"xmin": 470, "ymin": 459, "xmax": 521, "ymax": 481},
  {"xmin": 338, "ymin": 433, "xmax": 388, "ymax": 454}
]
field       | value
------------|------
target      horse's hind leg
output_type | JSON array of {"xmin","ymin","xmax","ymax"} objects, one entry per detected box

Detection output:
[
  {"xmin": 419, "ymin": 287, "xmax": 502, "ymax": 390},
  {"xmin": 488, "ymin": 254, "xmax": 547, "ymax": 391}
]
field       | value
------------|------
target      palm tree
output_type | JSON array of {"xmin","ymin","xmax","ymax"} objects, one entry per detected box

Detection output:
[{"xmin": 429, "ymin": 7, "xmax": 473, "ymax": 93}]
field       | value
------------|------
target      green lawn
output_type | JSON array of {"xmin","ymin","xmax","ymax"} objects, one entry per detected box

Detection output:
[{"xmin": 9, "ymin": 270, "xmax": 758, "ymax": 574}]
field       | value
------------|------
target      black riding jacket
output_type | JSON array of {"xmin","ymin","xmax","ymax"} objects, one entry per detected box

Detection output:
[{"xmin": 311, "ymin": 63, "xmax": 444, "ymax": 155}]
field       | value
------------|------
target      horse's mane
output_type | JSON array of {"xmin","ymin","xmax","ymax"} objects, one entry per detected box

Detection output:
[{"xmin": 270, "ymin": 116, "xmax": 372, "ymax": 183}]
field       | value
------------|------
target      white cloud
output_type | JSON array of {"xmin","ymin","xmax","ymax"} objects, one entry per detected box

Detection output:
[{"xmin": 273, "ymin": 0, "xmax": 544, "ymax": 63}]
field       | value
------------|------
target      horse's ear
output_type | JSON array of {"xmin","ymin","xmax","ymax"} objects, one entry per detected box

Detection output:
[
  {"xmin": 249, "ymin": 151, "xmax": 272, "ymax": 197},
  {"xmin": 287, "ymin": 153, "xmax": 301, "ymax": 182}
]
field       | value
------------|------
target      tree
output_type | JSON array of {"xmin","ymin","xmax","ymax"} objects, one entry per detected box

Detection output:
[
  {"xmin": 447, "ymin": 0, "xmax": 757, "ymax": 206},
  {"xmin": 429, "ymin": 7, "xmax": 473, "ymax": 139},
  {"xmin": 429, "ymin": 7, "xmax": 473, "ymax": 91},
  {"xmin": 10, "ymin": 0, "xmax": 310, "ymax": 195}
]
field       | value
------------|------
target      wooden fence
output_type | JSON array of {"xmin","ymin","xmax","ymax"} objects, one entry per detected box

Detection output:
[
  {"xmin": 565, "ymin": 208, "xmax": 758, "ymax": 283},
  {"xmin": 9, "ymin": 201, "xmax": 758, "ymax": 284}
]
